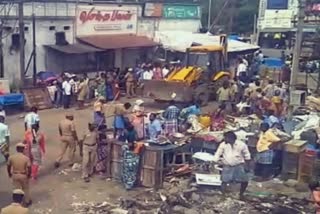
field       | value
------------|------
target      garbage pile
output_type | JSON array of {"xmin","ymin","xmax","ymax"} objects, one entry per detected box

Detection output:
[{"xmin": 70, "ymin": 177, "xmax": 314, "ymax": 214}]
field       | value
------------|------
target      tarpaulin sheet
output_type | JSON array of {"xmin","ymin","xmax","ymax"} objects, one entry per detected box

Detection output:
[
  {"xmin": 0, "ymin": 93, "xmax": 24, "ymax": 106},
  {"xmin": 154, "ymin": 31, "xmax": 260, "ymax": 53}
]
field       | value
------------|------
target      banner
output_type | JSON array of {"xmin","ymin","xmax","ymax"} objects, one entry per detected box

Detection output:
[
  {"xmin": 144, "ymin": 3, "xmax": 163, "ymax": 17},
  {"xmin": 162, "ymin": 5, "xmax": 200, "ymax": 19},
  {"xmin": 76, "ymin": 5, "xmax": 138, "ymax": 36}
]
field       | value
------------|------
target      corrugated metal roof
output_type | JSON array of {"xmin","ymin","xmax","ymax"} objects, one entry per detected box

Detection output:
[
  {"xmin": 45, "ymin": 43, "xmax": 103, "ymax": 54},
  {"xmin": 78, "ymin": 34, "xmax": 158, "ymax": 49}
]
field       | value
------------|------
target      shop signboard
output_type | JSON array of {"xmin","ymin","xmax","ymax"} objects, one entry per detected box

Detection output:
[
  {"xmin": 162, "ymin": 4, "xmax": 200, "ymax": 19},
  {"xmin": 143, "ymin": 3, "xmax": 163, "ymax": 17},
  {"xmin": 261, "ymin": 10, "xmax": 293, "ymax": 29},
  {"xmin": 76, "ymin": 5, "xmax": 138, "ymax": 36}
]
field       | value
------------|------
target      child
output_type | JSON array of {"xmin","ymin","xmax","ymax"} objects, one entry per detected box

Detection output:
[{"xmin": 309, "ymin": 180, "xmax": 320, "ymax": 214}]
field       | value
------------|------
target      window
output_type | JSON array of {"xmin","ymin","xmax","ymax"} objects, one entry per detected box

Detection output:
[
  {"xmin": 63, "ymin": 26, "xmax": 70, "ymax": 31},
  {"xmin": 49, "ymin": 26, "xmax": 56, "ymax": 31}
]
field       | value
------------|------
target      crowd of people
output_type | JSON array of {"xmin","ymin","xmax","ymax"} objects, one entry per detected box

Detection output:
[
  {"xmin": 45, "ymin": 61, "xmax": 181, "ymax": 111},
  {"xmin": 2, "ymin": 50, "xmax": 320, "ymax": 213}
]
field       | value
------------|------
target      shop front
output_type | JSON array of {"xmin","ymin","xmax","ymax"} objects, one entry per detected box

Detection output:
[{"xmin": 76, "ymin": 4, "xmax": 158, "ymax": 70}]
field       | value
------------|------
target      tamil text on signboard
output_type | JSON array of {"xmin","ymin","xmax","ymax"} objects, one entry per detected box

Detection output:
[
  {"xmin": 76, "ymin": 5, "xmax": 138, "ymax": 36},
  {"xmin": 162, "ymin": 4, "xmax": 200, "ymax": 19}
]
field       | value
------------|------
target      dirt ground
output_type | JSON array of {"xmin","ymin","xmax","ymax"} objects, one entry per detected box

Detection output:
[{"xmin": 0, "ymin": 98, "xmax": 311, "ymax": 213}]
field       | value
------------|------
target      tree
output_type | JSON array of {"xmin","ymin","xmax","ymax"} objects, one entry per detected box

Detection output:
[{"xmin": 201, "ymin": 0, "xmax": 259, "ymax": 34}]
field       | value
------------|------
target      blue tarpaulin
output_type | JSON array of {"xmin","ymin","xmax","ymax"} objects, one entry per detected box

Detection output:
[
  {"xmin": 264, "ymin": 58, "xmax": 284, "ymax": 68},
  {"xmin": 228, "ymin": 35, "xmax": 240, "ymax": 41},
  {"xmin": 0, "ymin": 93, "xmax": 24, "ymax": 106}
]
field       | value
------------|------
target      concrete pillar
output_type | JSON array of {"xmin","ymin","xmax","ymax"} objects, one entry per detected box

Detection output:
[{"xmin": 114, "ymin": 49, "xmax": 123, "ymax": 70}]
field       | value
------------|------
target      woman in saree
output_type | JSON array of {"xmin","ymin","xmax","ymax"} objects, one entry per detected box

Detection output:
[
  {"xmin": 93, "ymin": 97, "xmax": 106, "ymax": 126},
  {"xmin": 211, "ymin": 104, "xmax": 226, "ymax": 131},
  {"xmin": 96, "ymin": 75, "xmax": 106, "ymax": 99},
  {"xmin": 105, "ymin": 71, "xmax": 115, "ymax": 101},
  {"xmin": 24, "ymin": 124, "xmax": 45, "ymax": 180},
  {"xmin": 95, "ymin": 123, "xmax": 108, "ymax": 176},
  {"xmin": 122, "ymin": 124, "xmax": 140, "ymax": 189}
]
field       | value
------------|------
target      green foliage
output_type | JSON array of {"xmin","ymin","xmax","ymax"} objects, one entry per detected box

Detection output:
[{"xmin": 201, "ymin": 0, "xmax": 259, "ymax": 34}]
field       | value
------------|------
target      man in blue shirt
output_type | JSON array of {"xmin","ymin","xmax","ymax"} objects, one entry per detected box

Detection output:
[
  {"xmin": 179, "ymin": 102, "xmax": 201, "ymax": 122},
  {"xmin": 147, "ymin": 113, "xmax": 162, "ymax": 141}
]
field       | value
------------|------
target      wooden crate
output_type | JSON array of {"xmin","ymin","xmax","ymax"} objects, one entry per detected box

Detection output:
[
  {"xmin": 284, "ymin": 140, "xmax": 307, "ymax": 153},
  {"xmin": 282, "ymin": 151, "xmax": 300, "ymax": 180},
  {"xmin": 140, "ymin": 145, "xmax": 178, "ymax": 189},
  {"xmin": 22, "ymin": 87, "xmax": 53, "ymax": 110},
  {"xmin": 140, "ymin": 148, "xmax": 162, "ymax": 188},
  {"xmin": 298, "ymin": 152, "xmax": 318, "ymax": 183},
  {"xmin": 110, "ymin": 141, "xmax": 123, "ymax": 181}
]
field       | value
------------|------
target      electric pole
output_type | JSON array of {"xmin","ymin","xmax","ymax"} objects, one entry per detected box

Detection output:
[
  {"xmin": 290, "ymin": 0, "xmax": 306, "ymax": 89},
  {"xmin": 32, "ymin": 14, "xmax": 37, "ymax": 86},
  {"xmin": 0, "ymin": 18, "xmax": 3, "ymax": 78},
  {"xmin": 18, "ymin": 1, "xmax": 25, "ymax": 86}
]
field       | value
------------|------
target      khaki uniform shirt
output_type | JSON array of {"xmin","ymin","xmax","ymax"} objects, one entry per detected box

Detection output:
[
  {"xmin": 82, "ymin": 132, "xmax": 97, "ymax": 146},
  {"xmin": 8, "ymin": 153, "xmax": 30, "ymax": 174},
  {"xmin": 59, "ymin": 119, "xmax": 76, "ymax": 137},
  {"xmin": 114, "ymin": 105, "xmax": 126, "ymax": 116},
  {"xmin": 125, "ymin": 73, "xmax": 134, "ymax": 82},
  {"xmin": 1, "ymin": 203, "xmax": 29, "ymax": 214}
]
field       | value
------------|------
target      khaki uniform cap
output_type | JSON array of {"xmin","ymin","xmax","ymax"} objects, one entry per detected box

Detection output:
[
  {"xmin": 13, "ymin": 189, "xmax": 24, "ymax": 195},
  {"xmin": 16, "ymin": 143, "xmax": 26, "ymax": 148},
  {"xmin": 66, "ymin": 112, "xmax": 74, "ymax": 117}
]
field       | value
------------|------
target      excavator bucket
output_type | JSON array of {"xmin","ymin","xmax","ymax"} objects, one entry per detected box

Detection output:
[{"xmin": 142, "ymin": 80, "xmax": 194, "ymax": 102}]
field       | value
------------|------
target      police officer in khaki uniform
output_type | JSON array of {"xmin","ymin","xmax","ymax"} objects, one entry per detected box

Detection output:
[
  {"xmin": 80, "ymin": 123, "xmax": 98, "ymax": 182},
  {"xmin": 55, "ymin": 113, "xmax": 78, "ymax": 168},
  {"xmin": 1, "ymin": 189, "xmax": 29, "ymax": 214},
  {"xmin": 124, "ymin": 68, "xmax": 135, "ymax": 98},
  {"xmin": 7, "ymin": 143, "xmax": 32, "ymax": 206}
]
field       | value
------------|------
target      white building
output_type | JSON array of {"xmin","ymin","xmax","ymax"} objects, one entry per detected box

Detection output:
[
  {"xmin": 0, "ymin": 1, "xmax": 201, "ymax": 84},
  {"xmin": 257, "ymin": 0, "xmax": 319, "ymax": 49}
]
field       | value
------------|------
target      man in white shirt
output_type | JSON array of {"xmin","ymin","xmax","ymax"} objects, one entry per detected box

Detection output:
[
  {"xmin": 0, "ymin": 105, "xmax": 6, "ymax": 122},
  {"xmin": 143, "ymin": 70, "xmax": 153, "ymax": 80},
  {"xmin": 236, "ymin": 59, "xmax": 247, "ymax": 78},
  {"xmin": 242, "ymin": 58, "xmax": 249, "ymax": 67},
  {"xmin": 0, "ymin": 115, "xmax": 9, "ymax": 161},
  {"xmin": 24, "ymin": 106, "xmax": 40, "ymax": 131},
  {"xmin": 62, "ymin": 77, "xmax": 72, "ymax": 109},
  {"xmin": 162, "ymin": 65, "xmax": 170, "ymax": 78},
  {"xmin": 213, "ymin": 131, "xmax": 251, "ymax": 199}
]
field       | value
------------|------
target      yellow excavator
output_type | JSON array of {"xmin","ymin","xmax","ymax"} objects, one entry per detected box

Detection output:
[{"xmin": 143, "ymin": 35, "xmax": 231, "ymax": 106}]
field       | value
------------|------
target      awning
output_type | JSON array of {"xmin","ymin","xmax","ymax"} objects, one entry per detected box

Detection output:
[
  {"xmin": 45, "ymin": 43, "xmax": 103, "ymax": 54},
  {"xmin": 155, "ymin": 31, "xmax": 259, "ymax": 53},
  {"xmin": 78, "ymin": 34, "xmax": 158, "ymax": 50}
]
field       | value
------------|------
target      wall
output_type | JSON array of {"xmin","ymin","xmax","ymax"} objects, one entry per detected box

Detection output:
[
  {"xmin": 0, "ymin": 1, "xmax": 76, "ymax": 84},
  {"xmin": 2, "ymin": 19, "xmax": 74, "ymax": 83},
  {"xmin": 0, "ymin": 2, "xmax": 202, "ymax": 85}
]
